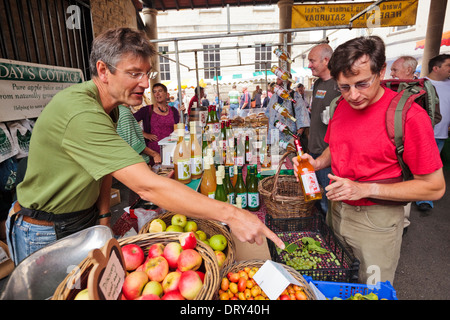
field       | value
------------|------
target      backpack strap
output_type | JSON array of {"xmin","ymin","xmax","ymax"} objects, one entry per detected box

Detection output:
[
  {"xmin": 385, "ymin": 84, "xmax": 427, "ymax": 180},
  {"xmin": 329, "ymin": 95, "xmax": 343, "ymax": 120}
]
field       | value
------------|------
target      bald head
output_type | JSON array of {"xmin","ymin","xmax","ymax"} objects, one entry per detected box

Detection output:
[{"xmin": 390, "ymin": 56, "xmax": 417, "ymax": 79}]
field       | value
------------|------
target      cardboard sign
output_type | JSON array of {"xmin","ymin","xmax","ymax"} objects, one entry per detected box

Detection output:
[
  {"xmin": 252, "ymin": 260, "xmax": 304, "ymax": 300},
  {"xmin": 87, "ymin": 238, "xmax": 126, "ymax": 300}
]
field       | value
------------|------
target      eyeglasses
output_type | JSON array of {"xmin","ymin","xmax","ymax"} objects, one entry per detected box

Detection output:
[
  {"xmin": 337, "ymin": 74, "xmax": 378, "ymax": 93},
  {"xmin": 106, "ymin": 63, "xmax": 157, "ymax": 80}
]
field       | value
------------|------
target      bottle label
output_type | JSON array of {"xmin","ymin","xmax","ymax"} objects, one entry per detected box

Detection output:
[
  {"xmin": 176, "ymin": 159, "xmax": 191, "ymax": 180},
  {"xmin": 213, "ymin": 122, "xmax": 220, "ymax": 134},
  {"xmin": 237, "ymin": 193, "xmax": 247, "ymax": 208},
  {"xmin": 300, "ymin": 171, "xmax": 321, "ymax": 195},
  {"xmin": 246, "ymin": 152, "xmax": 252, "ymax": 162},
  {"xmin": 191, "ymin": 155, "xmax": 203, "ymax": 175},
  {"xmin": 236, "ymin": 156, "xmax": 244, "ymax": 166},
  {"xmin": 229, "ymin": 166, "xmax": 234, "ymax": 178},
  {"xmin": 208, "ymin": 192, "xmax": 215, "ymax": 199},
  {"xmin": 248, "ymin": 193, "xmax": 259, "ymax": 208},
  {"xmin": 275, "ymin": 121, "xmax": 287, "ymax": 132},
  {"xmin": 227, "ymin": 193, "xmax": 235, "ymax": 205}
]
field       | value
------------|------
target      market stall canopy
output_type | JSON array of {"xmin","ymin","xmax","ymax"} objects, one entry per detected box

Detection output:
[
  {"xmin": 213, "ymin": 67, "xmax": 312, "ymax": 85},
  {"xmin": 163, "ymin": 78, "xmax": 207, "ymax": 90},
  {"xmin": 415, "ymin": 30, "xmax": 450, "ymax": 50}
]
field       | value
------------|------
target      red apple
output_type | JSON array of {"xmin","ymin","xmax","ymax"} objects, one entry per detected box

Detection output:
[
  {"xmin": 177, "ymin": 249, "xmax": 202, "ymax": 272},
  {"xmin": 136, "ymin": 263, "xmax": 145, "ymax": 272},
  {"xmin": 178, "ymin": 232, "xmax": 197, "ymax": 250},
  {"xmin": 121, "ymin": 244, "xmax": 145, "ymax": 271},
  {"xmin": 135, "ymin": 294, "xmax": 161, "ymax": 300},
  {"xmin": 196, "ymin": 271, "xmax": 205, "ymax": 283},
  {"xmin": 122, "ymin": 271, "xmax": 149, "ymax": 300},
  {"xmin": 178, "ymin": 270, "xmax": 203, "ymax": 300},
  {"xmin": 146, "ymin": 243, "xmax": 165, "ymax": 260},
  {"xmin": 280, "ymin": 294, "xmax": 291, "ymax": 300},
  {"xmin": 163, "ymin": 242, "xmax": 183, "ymax": 269},
  {"xmin": 214, "ymin": 250, "xmax": 226, "ymax": 268},
  {"xmin": 162, "ymin": 271, "xmax": 182, "ymax": 293},
  {"xmin": 144, "ymin": 256, "xmax": 169, "ymax": 282},
  {"xmin": 142, "ymin": 280, "xmax": 163, "ymax": 297},
  {"xmin": 162, "ymin": 290, "xmax": 185, "ymax": 300}
]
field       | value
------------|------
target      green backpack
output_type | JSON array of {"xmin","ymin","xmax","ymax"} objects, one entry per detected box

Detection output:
[{"xmin": 329, "ymin": 78, "xmax": 441, "ymax": 181}]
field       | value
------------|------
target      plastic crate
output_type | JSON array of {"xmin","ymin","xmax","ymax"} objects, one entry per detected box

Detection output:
[
  {"xmin": 303, "ymin": 276, "xmax": 398, "ymax": 300},
  {"xmin": 266, "ymin": 214, "xmax": 360, "ymax": 283}
]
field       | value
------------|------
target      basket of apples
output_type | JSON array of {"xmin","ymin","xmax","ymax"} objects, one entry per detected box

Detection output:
[
  {"xmin": 53, "ymin": 232, "xmax": 220, "ymax": 300},
  {"xmin": 216, "ymin": 259, "xmax": 316, "ymax": 301},
  {"xmin": 139, "ymin": 212, "xmax": 235, "ymax": 270}
]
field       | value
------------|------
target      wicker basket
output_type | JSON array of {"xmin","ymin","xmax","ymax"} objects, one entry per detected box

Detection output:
[
  {"xmin": 139, "ymin": 211, "xmax": 235, "ymax": 270},
  {"xmin": 217, "ymin": 259, "xmax": 317, "ymax": 300},
  {"xmin": 259, "ymin": 151, "xmax": 319, "ymax": 219},
  {"xmin": 52, "ymin": 232, "xmax": 220, "ymax": 300}
]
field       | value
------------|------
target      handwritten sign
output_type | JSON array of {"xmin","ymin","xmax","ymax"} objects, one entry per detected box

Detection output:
[
  {"xmin": 0, "ymin": 58, "xmax": 83, "ymax": 122},
  {"xmin": 292, "ymin": 0, "xmax": 418, "ymax": 29},
  {"xmin": 87, "ymin": 238, "xmax": 126, "ymax": 300}
]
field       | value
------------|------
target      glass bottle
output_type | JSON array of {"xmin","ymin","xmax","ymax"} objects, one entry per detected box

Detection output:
[
  {"xmin": 173, "ymin": 123, "xmax": 192, "ymax": 184},
  {"xmin": 273, "ymin": 85, "xmax": 296, "ymax": 103},
  {"xmin": 220, "ymin": 121, "xmax": 227, "ymax": 163},
  {"xmin": 231, "ymin": 164, "xmax": 238, "ymax": 187},
  {"xmin": 200, "ymin": 156, "xmax": 216, "ymax": 199},
  {"xmin": 245, "ymin": 135, "xmax": 251, "ymax": 164},
  {"xmin": 294, "ymin": 138, "xmax": 322, "ymax": 202},
  {"xmin": 210, "ymin": 105, "xmax": 220, "ymax": 134},
  {"xmin": 236, "ymin": 197, "xmax": 242, "ymax": 209},
  {"xmin": 235, "ymin": 135, "xmax": 244, "ymax": 167},
  {"xmin": 271, "ymin": 65, "xmax": 294, "ymax": 83},
  {"xmin": 190, "ymin": 121, "xmax": 203, "ymax": 180},
  {"xmin": 214, "ymin": 171, "xmax": 227, "ymax": 202},
  {"xmin": 273, "ymin": 48, "xmax": 293, "ymax": 64},
  {"xmin": 235, "ymin": 166, "xmax": 247, "ymax": 209},
  {"xmin": 246, "ymin": 165, "xmax": 260, "ymax": 211},
  {"xmin": 274, "ymin": 120, "xmax": 299, "ymax": 140},
  {"xmin": 273, "ymin": 102, "xmax": 297, "ymax": 122},
  {"xmin": 224, "ymin": 165, "xmax": 235, "ymax": 205},
  {"xmin": 279, "ymin": 139, "xmax": 296, "ymax": 152}
]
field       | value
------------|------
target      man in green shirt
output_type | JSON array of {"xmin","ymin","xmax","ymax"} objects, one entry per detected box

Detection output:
[{"xmin": 6, "ymin": 27, "xmax": 284, "ymax": 265}]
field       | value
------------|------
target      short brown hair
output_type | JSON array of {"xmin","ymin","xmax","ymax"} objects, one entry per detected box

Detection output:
[{"xmin": 329, "ymin": 36, "xmax": 386, "ymax": 79}]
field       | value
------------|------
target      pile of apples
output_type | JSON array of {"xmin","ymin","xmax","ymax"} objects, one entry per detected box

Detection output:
[
  {"xmin": 149, "ymin": 214, "xmax": 229, "ymax": 267},
  {"xmin": 120, "ymin": 232, "xmax": 207, "ymax": 300},
  {"xmin": 219, "ymin": 267, "xmax": 309, "ymax": 301}
]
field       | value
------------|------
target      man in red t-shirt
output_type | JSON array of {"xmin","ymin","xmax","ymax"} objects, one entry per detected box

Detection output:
[{"xmin": 293, "ymin": 36, "xmax": 445, "ymax": 285}]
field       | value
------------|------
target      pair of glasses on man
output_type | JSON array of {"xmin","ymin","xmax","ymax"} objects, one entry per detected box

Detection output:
[
  {"xmin": 106, "ymin": 63, "xmax": 158, "ymax": 80},
  {"xmin": 336, "ymin": 74, "xmax": 378, "ymax": 93}
]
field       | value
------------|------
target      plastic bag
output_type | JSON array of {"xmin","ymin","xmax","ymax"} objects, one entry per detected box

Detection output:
[{"xmin": 134, "ymin": 207, "xmax": 159, "ymax": 231}]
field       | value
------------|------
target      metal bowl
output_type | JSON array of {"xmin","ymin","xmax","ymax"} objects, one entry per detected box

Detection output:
[{"xmin": 0, "ymin": 225, "xmax": 113, "ymax": 300}]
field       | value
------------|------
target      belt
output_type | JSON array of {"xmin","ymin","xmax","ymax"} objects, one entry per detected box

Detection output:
[{"xmin": 12, "ymin": 202, "xmax": 54, "ymax": 226}]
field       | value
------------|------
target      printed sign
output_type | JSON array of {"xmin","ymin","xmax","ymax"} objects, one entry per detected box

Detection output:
[
  {"xmin": 0, "ymin": 58, "xmax": 83, "ymax": 122},
  {"xmin": 292, "ymin": 0, "xmax": 418, "ymax": 29}
]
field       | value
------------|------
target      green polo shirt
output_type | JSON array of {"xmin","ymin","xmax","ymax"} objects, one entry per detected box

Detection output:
[{"xmin": 17, "ymin": 80, "xmax": 144, "ymax": 214}]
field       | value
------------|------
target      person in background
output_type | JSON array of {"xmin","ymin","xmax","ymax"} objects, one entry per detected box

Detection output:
[
  {"xmin": 293, "ymin": 83, "xmax": 311, "ymax": 153},
  {"xmin": 307, "ymin": 43, "xmax": 341, "ymax": 216},
  {"xmin": 293, "ymin": 36, "xmax": 445, "ymax": 284},
  {"xmin": 239, "ymin": 86, "xmax": 251, "ymax": 116},
  {"xmin": 6, "ymin": 27, "xmax": 284, "ymax": 265},
  {"xmin": 252, "ymin": 85, "xmax": 262, "ymax": 109},
  {"xmin": 228, "ymin": 84, "xmax": 240, "ymax": 118},
  {"xmin": 168, "ymin": 95, "xmax": 175, "ymax": 107},
  {"xmin": 415, "ymin": 54, "xmax": 450, "ymax": 212},
  {"xmin": 390, "ymin": 56, "xmax": 418, "ymax": 79},
  {"xmin": 133, "ymin": 83, "xmax": 179, "ymax": 166},
  {"xmin": 188, "ymin": 86, "xmax": 204, "ymax": 116}
]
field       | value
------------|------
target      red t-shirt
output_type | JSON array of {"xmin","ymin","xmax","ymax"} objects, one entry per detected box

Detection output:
[{"xmin": 325, "ymin": 88, "xmax": 442, "ymax": 206}]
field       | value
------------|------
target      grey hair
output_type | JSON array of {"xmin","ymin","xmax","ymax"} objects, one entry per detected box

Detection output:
[{"xmin": 89, "ymin": 27, "xmax": 156, "ymax": 77}]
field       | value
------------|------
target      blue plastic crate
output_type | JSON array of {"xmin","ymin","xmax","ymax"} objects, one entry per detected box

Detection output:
[{"xmin": 303, "ymin": 276, "xmax": 398, "ymax": 300}]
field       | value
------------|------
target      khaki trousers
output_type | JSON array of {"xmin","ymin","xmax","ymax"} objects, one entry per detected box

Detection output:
[{"xmin": 328, "ymin": 201, "xmax": 404, "ymax": 285}]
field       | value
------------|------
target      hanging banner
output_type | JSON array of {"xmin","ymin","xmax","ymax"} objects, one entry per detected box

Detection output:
[
  {"xmin": 292, "ymin": 0, "xmax": 418, "ymax": 29},
  {"xmin": 0, "ymin": 58, "xmax": 83, "ymax": 122}
]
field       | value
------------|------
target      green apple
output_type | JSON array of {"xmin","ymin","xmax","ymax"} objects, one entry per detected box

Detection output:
[
  {"xmin": 203, "ymin": 239, "xmax": 210, "ymax": 246},
  {"xmin": 195, "ymin": 230, "xmax": 207, "ymax": 241},
  {"xmin": 166, "ymin": 225, "xmax": 184, "ymax": 232},
  {"xmin": 209, "ymin": 234, "xmax": 227, "ymax": 251},
  {"xmin": 149, "ymin": 219, "xmax": 166, "ymax": 233},
  {"xmin": 74, "ymin": 288, "xmax": 90, "ymax": 300},
  {"xmin": 171, "ymin": 214, "xmax": 187, "ymax": 228},
  {"xmin": 142, "ymin": 280, "xmax": 163, "ymax": 297},
  {"xmin": 184, "ymin": 221, "xmax": 198, "ymax": 232}
]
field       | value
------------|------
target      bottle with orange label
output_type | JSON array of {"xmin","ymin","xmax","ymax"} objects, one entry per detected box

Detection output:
[
  {"xmin": 173, "ymin": 123, "xmax": 192, "ymax": 184},
  {"xmin": 273, "ymin": 85, "xmax": 296, "ymax": 103},
  {"xmin": 273, "ymin": 48, "xmax": 293, "ymax": 64},
  {"xmin": 273, "ymin": 102, "xmax": 297, "ymax": 122},
  {"xmin": 271, "ymin": 66, "xmax": 295, "ymax": 83},
  {"xmin": 294, "ymin": 138, "xmax": 322, "ymax": 202}
]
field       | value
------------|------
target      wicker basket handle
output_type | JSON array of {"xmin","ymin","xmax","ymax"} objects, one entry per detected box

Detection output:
[{"xmin": 270, "ymin": 150, "xmax": 297, "ymax": 200}]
